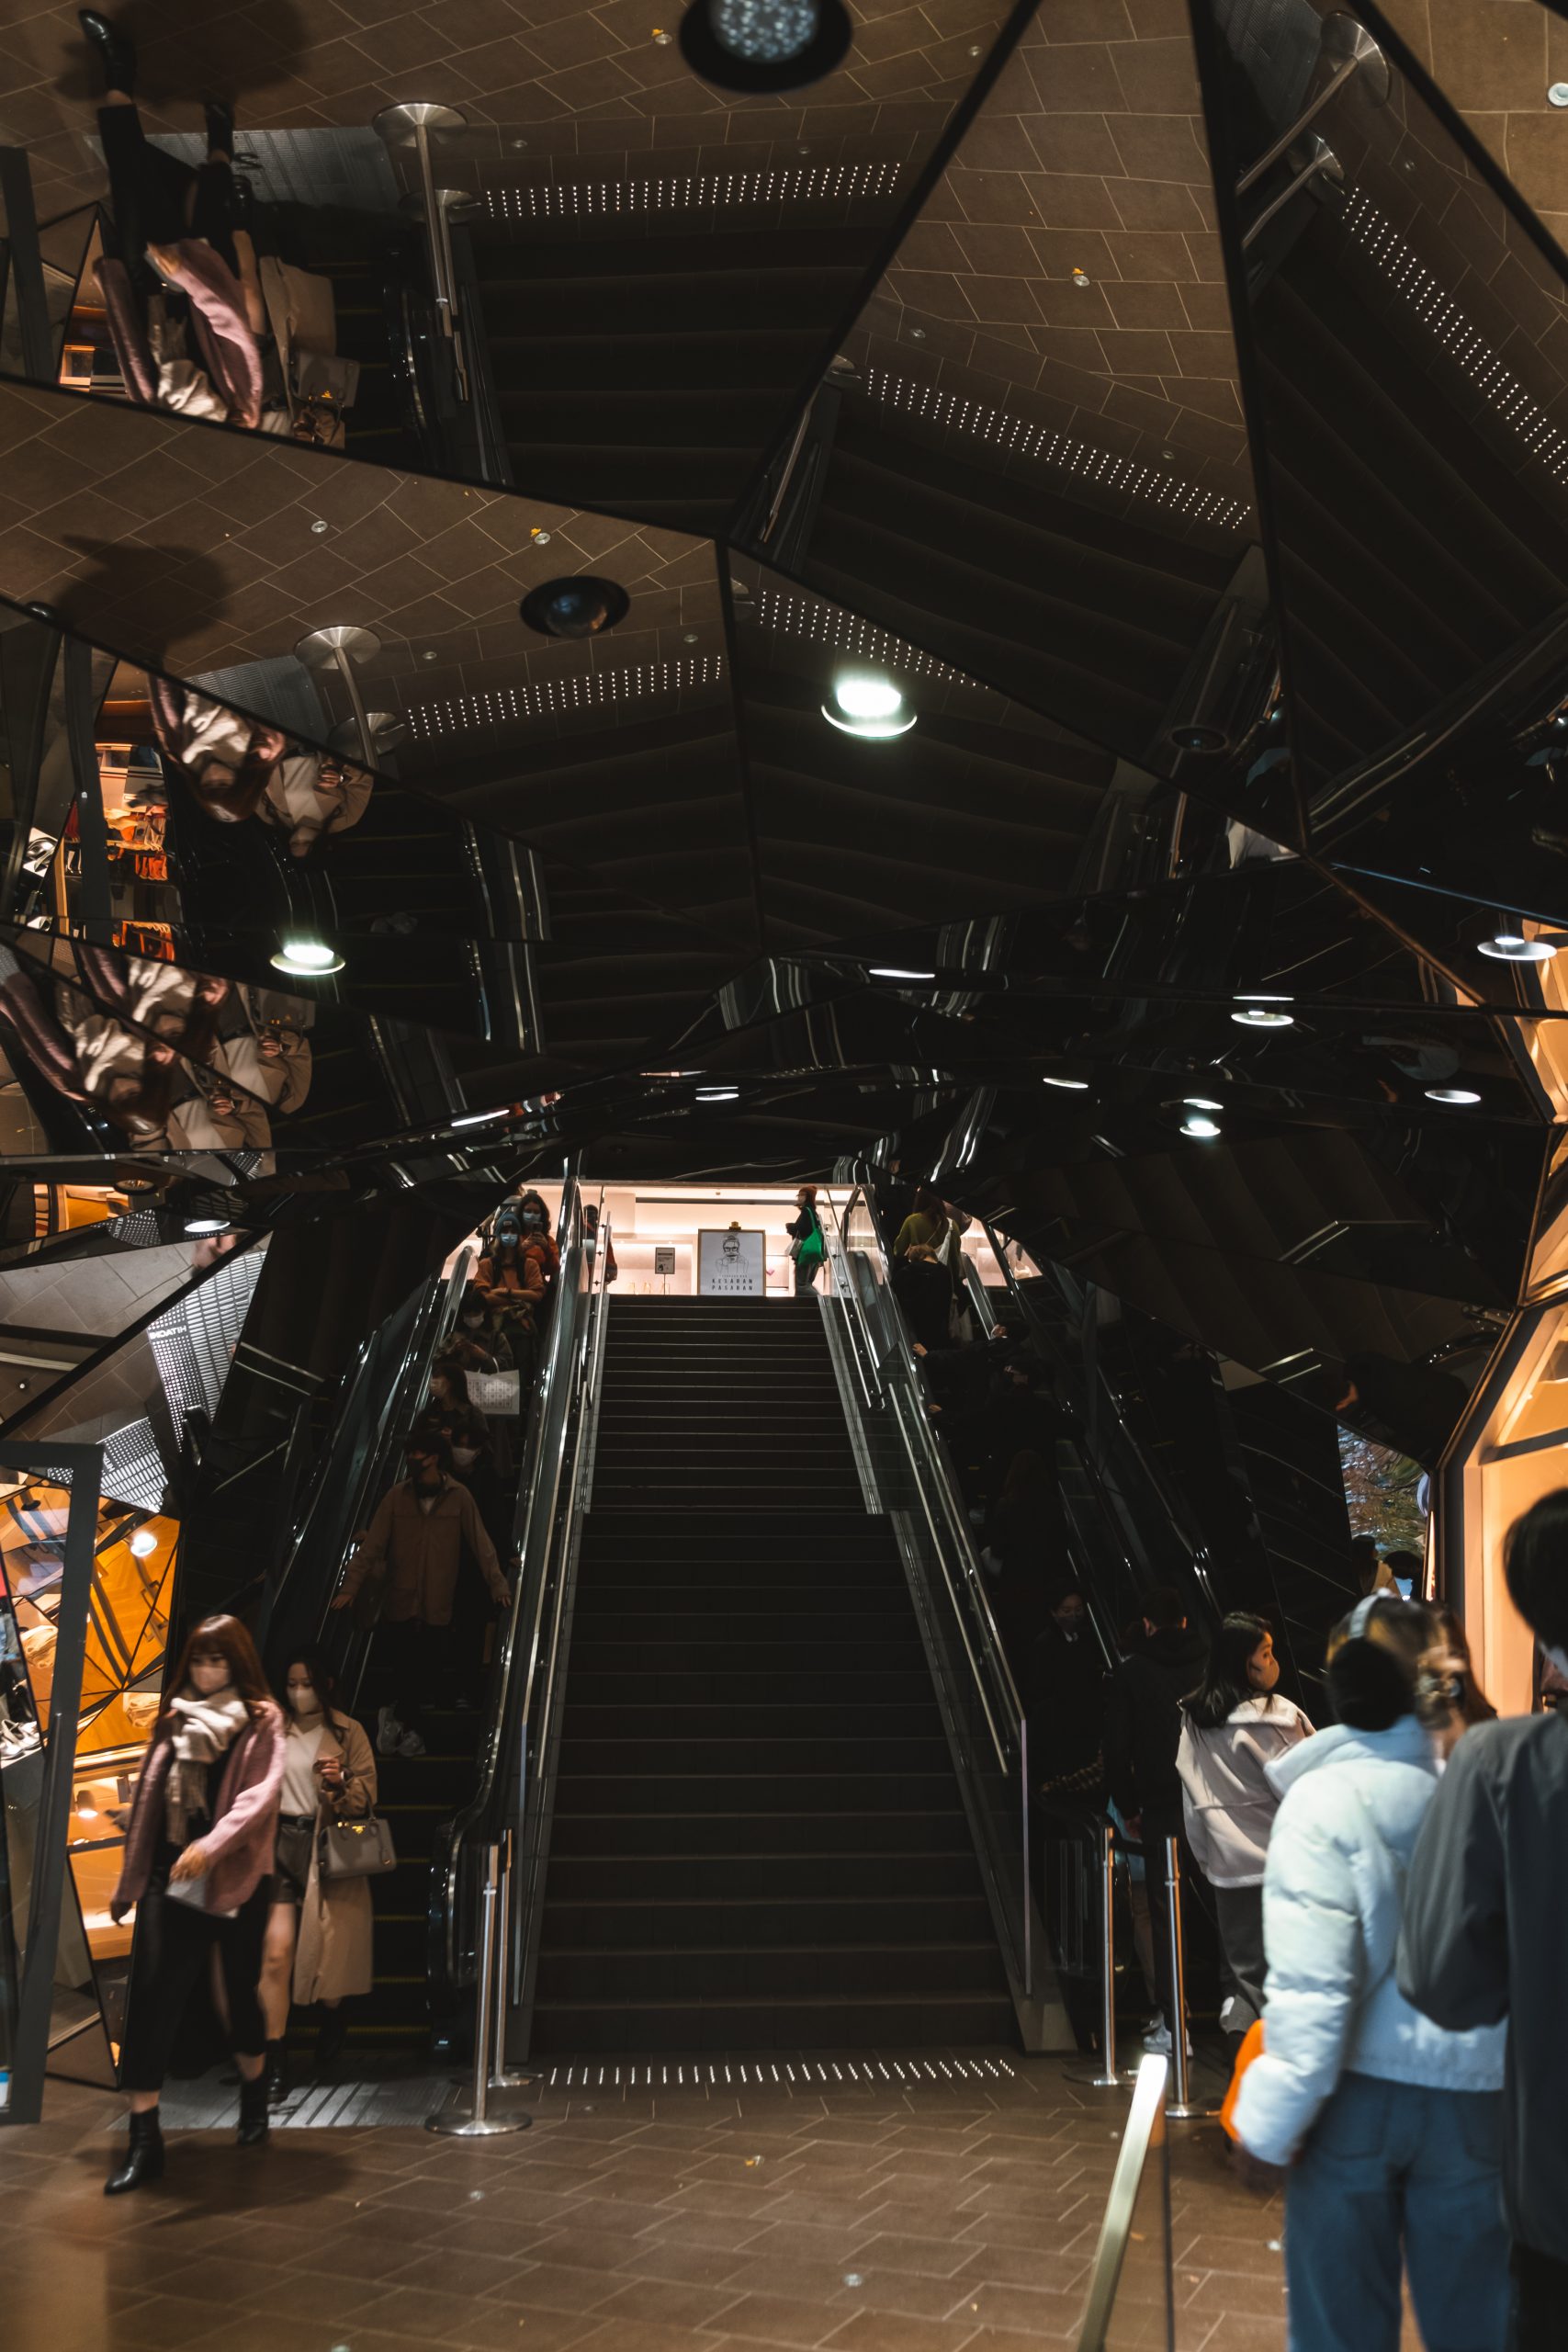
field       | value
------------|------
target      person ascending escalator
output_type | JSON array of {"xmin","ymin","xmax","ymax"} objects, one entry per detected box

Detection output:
[{"xmin": 330, "ymin": 1437, "xmax": 511, "ymax": 1758}]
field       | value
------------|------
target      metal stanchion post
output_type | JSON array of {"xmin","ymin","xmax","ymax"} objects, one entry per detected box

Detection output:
[
  {"xmin": 490, "ymin": 1830, "xmax": 536, "ymax": 2093},
  {"xmin": 293, "ymin": 626, "xmax": 406, "ymax": 770},
  {"xmin": 427, "ymin": 1843, "xmax": 531, "ymax": 2137},
  {"xmin": 1068, "ymin": 1815, "xmax": 1122, "ymax": 2089},
  {"xmin": 1163, "ymin": 1835, "xmax": 1204, "ymax": 2120}
]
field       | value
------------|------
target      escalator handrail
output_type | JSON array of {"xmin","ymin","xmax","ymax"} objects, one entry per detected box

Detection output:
[
  {"xmin": 263, "ymin": 1240, "xmax": 477, "ymax": 1659},
  {"xmin": 431, "ymin": 1181, "xmax": 610, "ymax": 1996},
  {"xmin": 981, "ymin": 1225, "xmax": 1209, "ymax": 1596},
  {"xmin": 823, "ymin": 1189, "xmax": 1025, "ymax": 1758}
]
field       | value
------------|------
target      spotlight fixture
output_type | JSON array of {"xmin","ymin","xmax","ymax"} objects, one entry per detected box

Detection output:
[
  {"xmin": 694, "ymin": 1085, "xmax": 739, "ymax": 1101},
  {"xmin": 1477, "ymin": 933, "xmax": 1556, "ymax": 962},
  {"xmin": 1232, "ymin": 1001, "xmax": 1293, "ymax": 1027},
  {"xmin": 1183, "ymin": 1096, "xmax": 1224, "ymax": 1110},
  {"xmin": 1426, "ymin": 1087, "xmax": 1482, "ymax": 1105},
  {"xmin": 1168, "ymin": 722, "xmax": 1229, "ymax": 755},
  {"xmin": 680, "ymin": 0, "xmax": 852, "ymax": 91},
  {"xmin": 184, "ymin": 1216, "xmax": 231, "ymax": 1236},
  {"xmin": 1180, "ymin": 1114, "xmax": 1221, "ymax": 1138},
  {"xmin": 869, "ymin": 967, "xmax": 935, "ymax": 981},
  {"xmin": 1043, "ymin": 1075, "xmax": 1089, "ymax": 1090},
  {"xmin": 128, "ymin": 1528, "xmax": 158, "ymax": 1557},
  {"xmin": 823, "ymin": 673, "xmax": 916, "ymax": 740},
  {"xmin": 271, "ymin": 937, "xmax": 344, "ymax": 976},
  {"xmin": 519, "ymin": 574, "xmax": 630, "ymax": 639}
]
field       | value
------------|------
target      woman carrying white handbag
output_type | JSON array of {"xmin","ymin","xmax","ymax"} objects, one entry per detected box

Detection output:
[{"xmin": 258, "ymin": 1646, "xmax": 384, "ymax": 2091}]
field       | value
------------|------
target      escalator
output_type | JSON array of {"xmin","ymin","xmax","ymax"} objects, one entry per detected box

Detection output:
[
  {"xmin": 438, "ymin": 1189, "xmax": 1073, "ymax": 2069},
  {"xmin": 260, "ymin": 1230, "xmax": 519, "ymax": 2056}
]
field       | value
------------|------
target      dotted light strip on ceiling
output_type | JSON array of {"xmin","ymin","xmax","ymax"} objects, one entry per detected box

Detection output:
[
  {"xmin": 406, "ymin": 654, "xmax": 720, "ymax": 741},
  {"xmin": 754, "ymin": 583, "xmax": 960, "ymax": 683},
  {"xmin": 863, "ymin": 363, "xmax": 1254, "ymax": 532},
  {"xmin": 1341, "ymin": 187, "xmax": 1568, "ymax": 487},
  {"xmin": 486, "ymin": 160, "xmax": 901, "ymax": 221},
  {"xmin": 543, "ymin": 2055, "xmax": 1018, "ymax": 2088}
]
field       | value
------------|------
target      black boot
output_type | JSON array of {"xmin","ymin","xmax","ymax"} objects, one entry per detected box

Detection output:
[
  {"xmin": 78, "ymin": 10, "xmax": 137, "ymax": 96},
  {"xmin": 314, "ymin": 2007, "xmax": 345, "ymax": 2072},
  {"xmin": 236, "ymin": 2071, "xmax": 269, "ymax": 2148},
  {"xmin": 264, "ymin": 2037, "xmax": 288, "ymax": 2106},
  {"xmin": 105, "ymin": 2109, "xmax": 164, "ymax": 2196}
]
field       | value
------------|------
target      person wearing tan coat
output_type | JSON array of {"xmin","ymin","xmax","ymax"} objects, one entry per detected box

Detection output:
[
  {"xmin": 259, "ymin": 1649, "xmax": 377, "ymax": 2089},
  {"xmin": 331, "ymin": 1435, "xmax": 510, "ymax": 1758}
]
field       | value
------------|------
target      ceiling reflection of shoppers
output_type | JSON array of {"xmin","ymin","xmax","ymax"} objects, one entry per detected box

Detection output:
[
  {"xmin": 79, "ymin": 11, "xmax": 264, "ymax": 430},
  {"xmin": 148, "ymin": 678, "xmax": 373, "ymax": 855}
]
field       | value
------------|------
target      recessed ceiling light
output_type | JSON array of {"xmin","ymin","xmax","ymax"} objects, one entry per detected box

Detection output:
[
  {"xmin": 1181, "ymin": 1114, "xmax": 1221, "ymax": 1138},
  {"xmin": 1183, "ymin": 1096, "xmax": 1224, "ymax": 1110},
  {"xmin": 695, "ymin": 1086, "xmax": 739, "ymax": 1102},
  {"xmin": 1478, "ymin": 934, "xmax": 1556, "ymax": 962},
  {"xmin": 869, "ymin": 967, "xmax": 935, "ymax": 980},
  {"xmin": 823, "ymin": 672, "xmax": 916, "ymax": 739},
  {"xmin": 681, "ymin": 0, "xmax": 851, "ymax": 91},
  {"xmin": 1043, "ymin": 1075, "xmax": 1089, "ymax": 1090},
  {"xmin": 1426, "ymin": 1087, "xmax": 1482, "ymax": 1105},
  {"xmin": 184, "ymin": 1216, "xmax": 231, "ymax": 1236},
  {"xmin": 1232, "ymin": 1005, "xmax": 1293, "ymax": 1027},
  {"xmin": 271, "ymin": 938, "xmax": 344, "ymax": 975},
  {"xmin": 128, "ymin": 1528, "xmax": 158, "ymax": 1556}
]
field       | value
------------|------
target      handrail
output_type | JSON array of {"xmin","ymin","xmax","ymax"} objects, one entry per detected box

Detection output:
[
  {"xmin": 431, "ymin": 1176, "xmax": 611, "ymax": 2021},
  {"xmin": 262, "ymin": 1241, "xmax": 477, "ymax": 1669},
  {"xmin": 1073, "ymin": 2052, "xmax": 1175, "ymax": 2350},
  {"xmin": 817, "ymin": 1188, "xmax": 1050, "ymax": 2030}
]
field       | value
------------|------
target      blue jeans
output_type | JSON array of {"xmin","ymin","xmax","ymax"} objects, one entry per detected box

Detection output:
[{"xmin": 1285, "ymin": 2073, "xmax": 1510, "ymax": 2352}]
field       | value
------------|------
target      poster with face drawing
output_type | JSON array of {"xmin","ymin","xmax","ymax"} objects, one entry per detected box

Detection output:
[{"xmin": 697, "ymin": 1227, "xmax": 766, "ymax": 1295}]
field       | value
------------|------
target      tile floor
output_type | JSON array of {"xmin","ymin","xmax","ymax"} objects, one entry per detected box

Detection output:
[{"xmin": 0, "ymin": 2051, "xmax": 1296, "ymax": 2351}]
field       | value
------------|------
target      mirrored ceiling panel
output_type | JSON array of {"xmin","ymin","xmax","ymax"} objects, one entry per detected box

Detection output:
[
  {"xmin": 1192, "ymin": 0, "xmax": 1568, "ymax": 806},
  {"xmin": 1, "ymin": 0, "xmax": 1026, "ymax": 514}
]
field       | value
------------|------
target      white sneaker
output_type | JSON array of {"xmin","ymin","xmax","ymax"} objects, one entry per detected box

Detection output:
[
  {"xmin": 376, "ymin": 1704, "xmax": 403, "ymax": 1755},
  {"xmin": 398, "ymin": 1727, "xmax": 426, "ymax": 1758}
]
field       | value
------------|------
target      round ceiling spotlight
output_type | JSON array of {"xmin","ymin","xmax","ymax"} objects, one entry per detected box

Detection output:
[
  {"xmin": 869, "ymin": 967, "xmax": 935, "ymax": 981},
  {"xmin": 1477, "ymin": 932, "xmax": 1556, "ymax": 962},
  {"xmin": 1043, "ymin": 1075, "xmax": 1089, "ymax": 1091},
  {"xmin": 128, "ymin": 1527, "xmax": 159, "ymax": 1556},
  {"xmin": 1180, "ymin": 1114, "xmax": 1221, "ymax": 1138},
  {"xmin": 1426, "ymin": 1086, "xmax": 1482, "ymax": 1105},
  {"xmin": 271, "ymin": 937, "xmax": 344, "ymax": 976},
  {"xmin": 1232, "ymin": 1001, "xmax": 1293, "ymax": 1028},
  {"xmin": 1168, "ymin": 722, "xmax": 1229, "ymax": 755},
  {"xmin": 680, "ymin": 0, "xmax": 852, "ymax": 91},
  {"xmin": 694, "ymin": 1085, "xmax": 739, "ymax": 1102},
  {"xmin": 823, "ymin": 673, "xmax": 916, "ymax": 740},
  {"xmin": 519, "ymin": 575, "xmax": 629, "ymax": 639},
  {"xmin": 184, "ymin": 1216, "xmax": 231, "ymax": 1236},
  {"xmin": 1183, "ymin": 1095, "xmax": 1224, "ymax": 1110}
]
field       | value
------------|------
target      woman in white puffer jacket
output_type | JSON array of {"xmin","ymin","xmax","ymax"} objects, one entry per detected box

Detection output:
[
  {"xmin": 1178, "ymin": 1612, "xmax": 1313, "ymax": 2048},
  {"xmin": 1232, "ymin": 1596, "xmax": 1509, "ymax": 2352}
]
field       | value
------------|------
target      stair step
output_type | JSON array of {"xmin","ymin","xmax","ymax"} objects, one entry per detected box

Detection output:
[
  {"xmin": 535, "ymin": 1942, "xmax": 1009, "ymax": 2000},
  {"xmin": 544, "ymin": 1851, "xmax": 984, "ymax": 1898},
  {"xmin": 529, "ymin": 1991, "xmax": 1017, "ymax": 2053},
  {"xmin": 552, "ymin": 1771, "xmax": 966, "ymax": 1814},
  {"xmin": 540, "ymin": 1893, "xmax": 993, "ymax": 1950},
  {"xmin": 550, "ymin": 1809, "xmax": 972, "ymax": 1858}
]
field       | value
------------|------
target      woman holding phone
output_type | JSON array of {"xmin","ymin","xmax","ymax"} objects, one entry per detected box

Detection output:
[{"xmin": 257, "ymin": 1647, "xmax": 378, "ymax": 2091}]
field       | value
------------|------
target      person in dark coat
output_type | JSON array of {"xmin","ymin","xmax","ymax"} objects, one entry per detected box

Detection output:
[
  {"xmin": 892, "ymin": 1244, "xmax": 954, "ymax": 1351},
  {"xmin": 1398, "ymin": 1489, "xmax": 1568, "ymax": 2347},
  {"xmin": 1103, "ymin": 1585, "xmax": 1211, "ymax": 2055},
  {"xmin": 1024, "ymin": 1579, "xmax": 1106, "ymax": 1799}
]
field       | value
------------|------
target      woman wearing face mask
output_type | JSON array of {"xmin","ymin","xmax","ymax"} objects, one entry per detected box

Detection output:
[
  {"xmin": 1177, "ymin": 1613, "xmax": 1314, "ymax": 2051},
  {"xmin": 258, "ymin": 1648, "xmax": 377, "ymax": 2091},
  {"xmin": 1231, "ymin": 1598, "xmax": 1509, "ymax": 2352},
  {"xmin": 105, "ymin": 1614, "xmax": 284, "ymax": 2194},
  {"xmin": 453, "ymin": 1291, "xmax": 511, "ymax": 1372}
]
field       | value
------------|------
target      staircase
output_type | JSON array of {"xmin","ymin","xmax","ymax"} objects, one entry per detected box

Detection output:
[{"xmin": 531, "ymin": 1294, "xmax": 1015, "ymax": 2052}]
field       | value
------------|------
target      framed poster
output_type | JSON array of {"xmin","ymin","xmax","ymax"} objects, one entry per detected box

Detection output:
[
  {"xmin": 653, "ymin": 1245, "xmax": 676, "ymax": 1277},
  {"xmin": 697, "ymin": 1227, "xmax": 766, "ymax": 1295}
]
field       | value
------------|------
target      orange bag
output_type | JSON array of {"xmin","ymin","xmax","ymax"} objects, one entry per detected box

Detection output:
[{"xmin": 1220, "ymin": 2017, "xmax": 1266, "ymax": 2141}]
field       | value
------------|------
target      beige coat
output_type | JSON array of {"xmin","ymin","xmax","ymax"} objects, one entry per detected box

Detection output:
[{"xmin": 290, "ymin": 1712, "xmax": 378, "ymax": 2006}]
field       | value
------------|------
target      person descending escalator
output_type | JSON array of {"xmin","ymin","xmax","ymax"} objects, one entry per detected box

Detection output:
[{"xmin": 330, "ymin": 1437, "xmax": 511, "ymax": 1758}]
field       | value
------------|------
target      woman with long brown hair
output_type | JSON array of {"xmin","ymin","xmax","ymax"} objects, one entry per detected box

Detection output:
[{"xmin": 105, "ymin": 1614, "xmax": 285, "ymax": 2194}]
